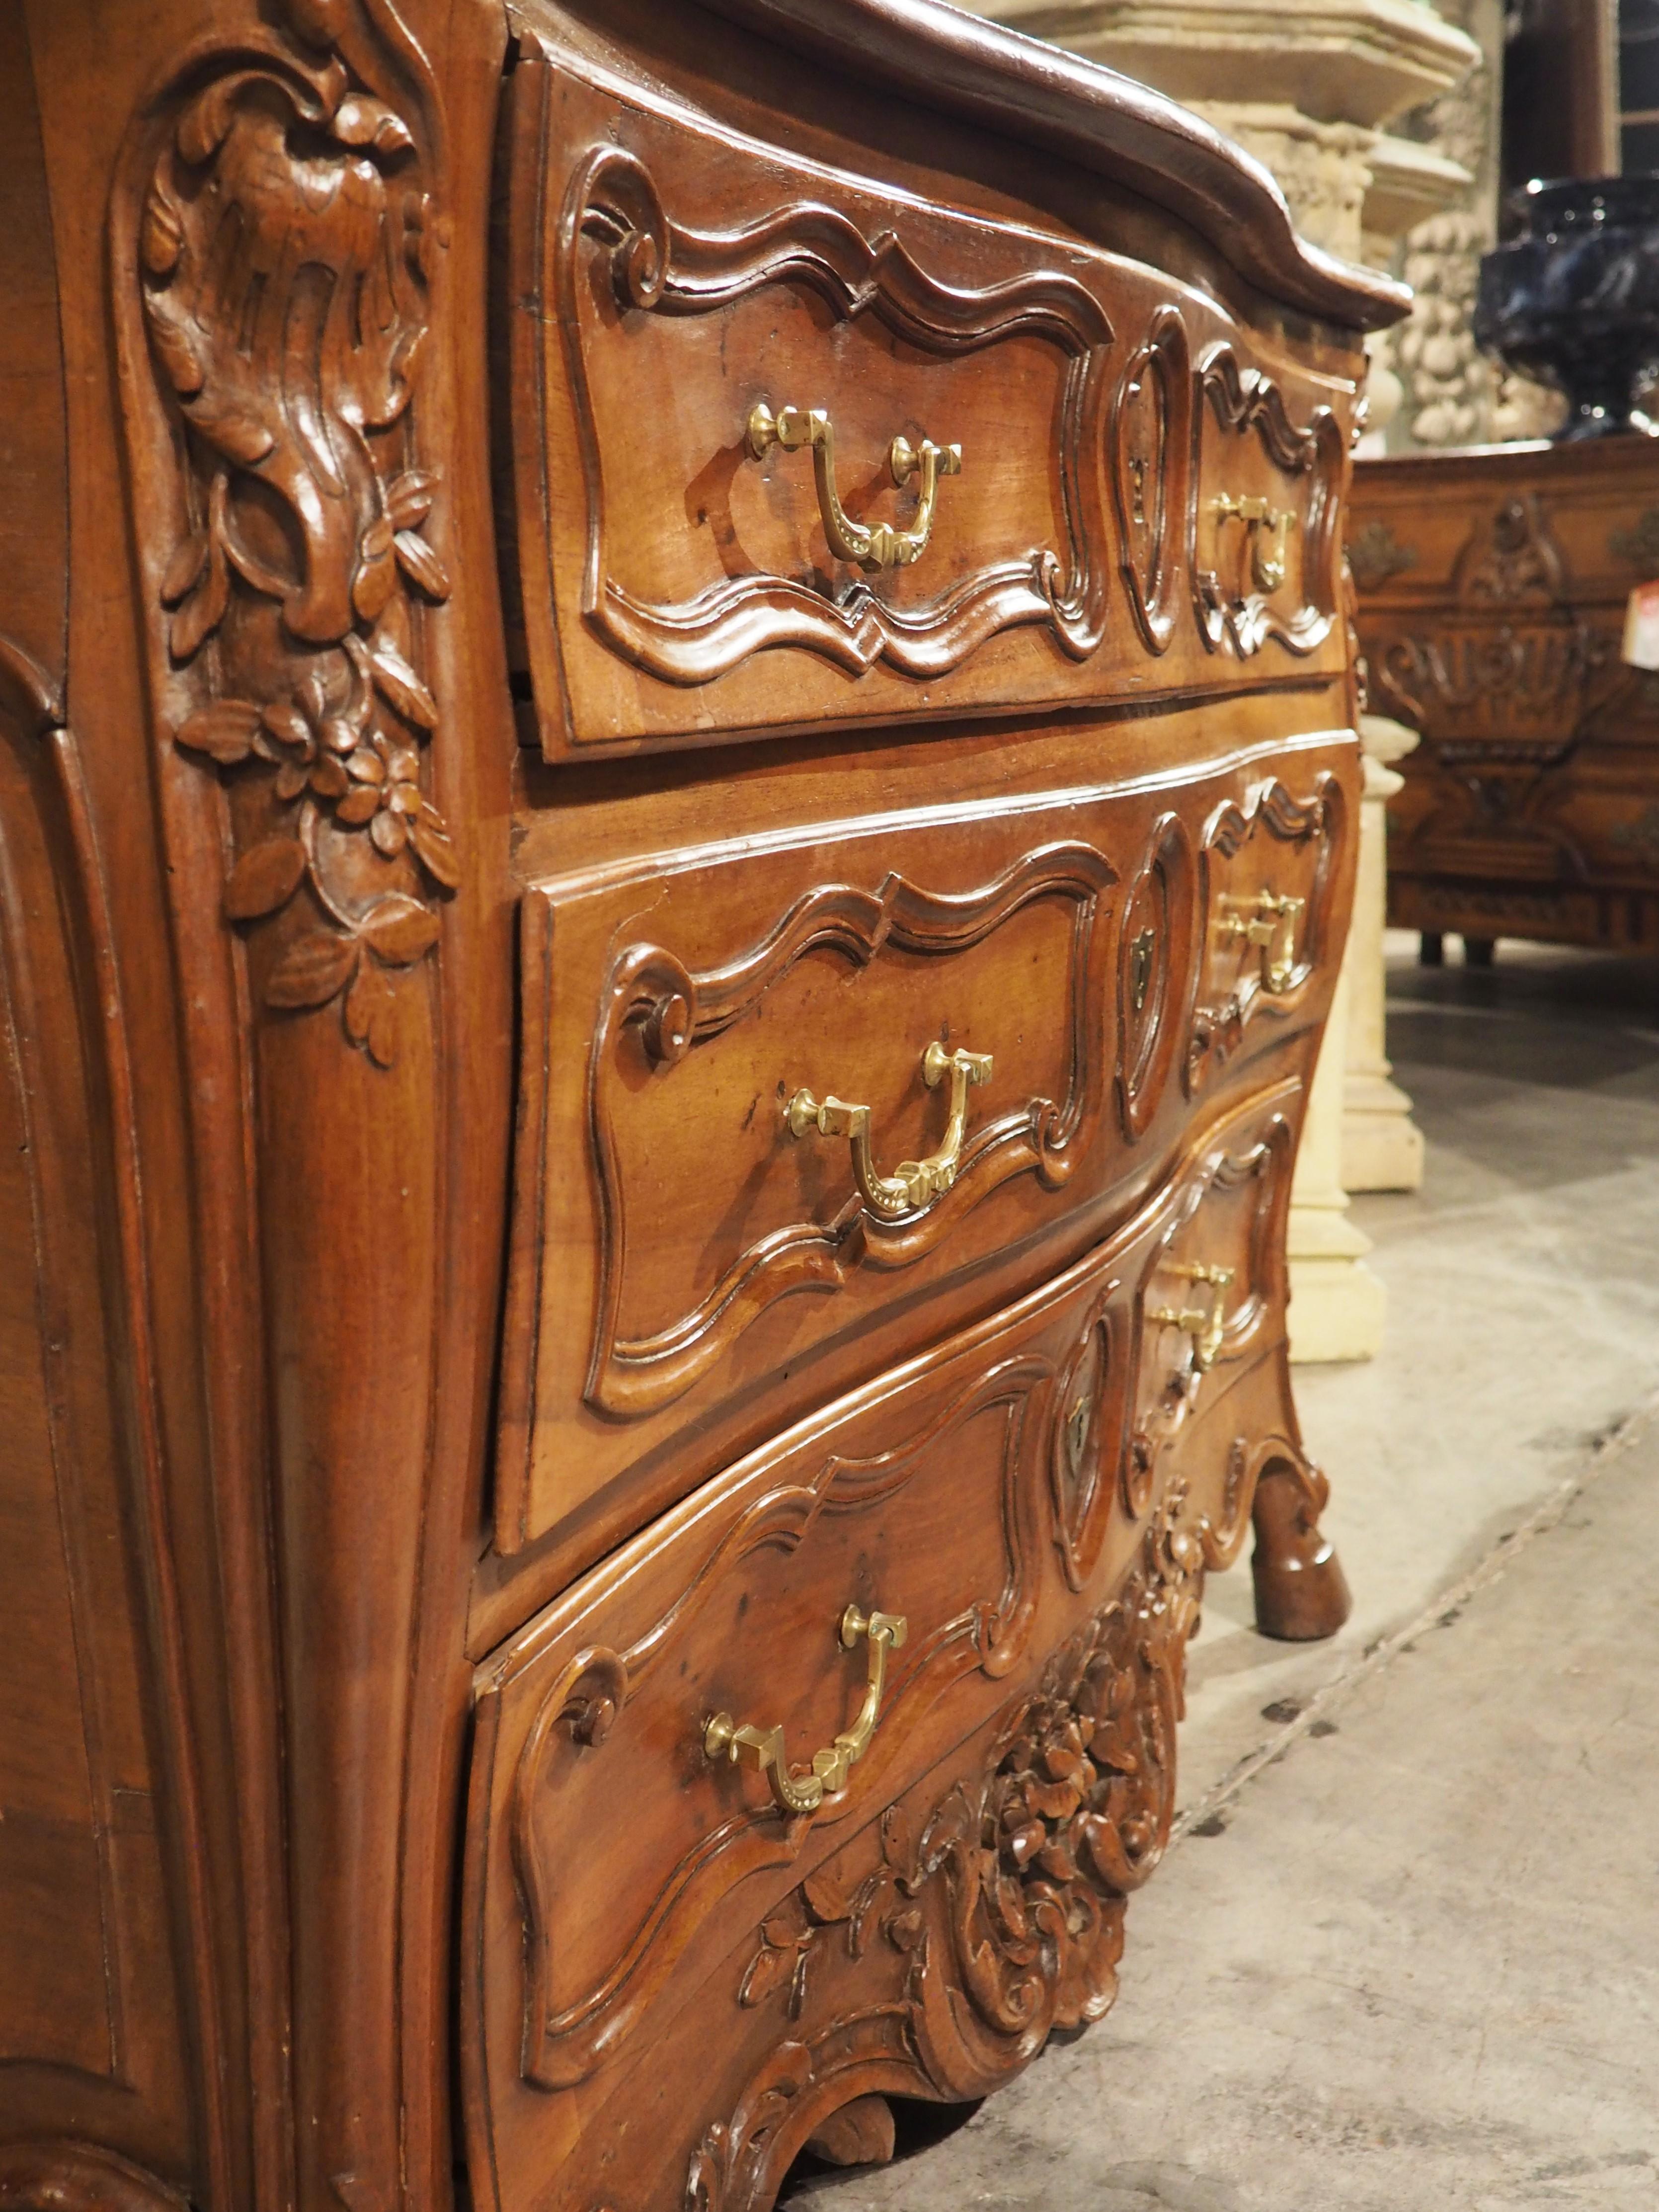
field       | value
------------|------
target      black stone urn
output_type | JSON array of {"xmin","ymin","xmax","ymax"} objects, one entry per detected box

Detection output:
[{"xmin": 1475, "ymin": 176, "xmax": 1659, "ymax": 441}]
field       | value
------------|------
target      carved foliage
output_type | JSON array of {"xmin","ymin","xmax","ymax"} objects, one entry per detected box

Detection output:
[
  {"xmin": 1187, "ymin": 777, "xmax": 1344, "ymax": 1094},
  {"xmin": 703, "ymin": 1491, "xmax": 1205, "ymax": 2212},
  {"xmin": 1193, "ymin": 344, "xmax": 1343, "ymax": 659},
  {"xmin": 1346, "ymin": 519, "xmax": 1417, "ymax": 594},
  {"xmin": 137, "ymin": 2, "xmax": 458, "ymax": 1063},
  {"xmin": 549, "ymin": 142, "xmax": 1115, "ymax": 685},
  {"xmin": 586, "ymin": 844, "xmax": 1117, "ymax": 1418}
]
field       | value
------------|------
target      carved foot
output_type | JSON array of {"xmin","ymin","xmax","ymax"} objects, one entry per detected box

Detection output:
[
  {"xmin": 1250, "ymin": 1462, "xmax": 1351, "ymax": 1641},
  {"xmin": 1419, "ymin": 930, "xmax": 1444, "ymax": 966},
  {"xmin": 1463, "ymin": 934, "xmax": 1495, "ymax": 968},
  {"xmin": 803, "ymin": 2094, "xmax": 896, "ymax": 2169}
]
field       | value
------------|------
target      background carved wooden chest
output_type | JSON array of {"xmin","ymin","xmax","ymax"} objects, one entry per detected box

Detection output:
[
  {"xmin": 1351, "ymin": 438, "xmax": 1659, "ymax": 954},
  {"xmin": 0, "ymin": 4, "xmax": 1399, "ymax": 2211}
]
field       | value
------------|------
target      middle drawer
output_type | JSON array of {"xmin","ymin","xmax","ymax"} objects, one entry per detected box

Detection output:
[{"xmin": 494, "ymin": 736, "xmax": 1351, "ymax": 1564}]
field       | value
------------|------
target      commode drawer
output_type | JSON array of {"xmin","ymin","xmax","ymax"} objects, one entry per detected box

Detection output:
[
  {"xmin": 493, "ymin": 740, "xmax": 1353, "ymax": 1560},
  {"xmin": 464, "ymin": 1080, "xmax": 1303, "ymax": 2212},
  {"xmin": 498, "ymin": 34, "xmax": 1358, "ymax": 758}
]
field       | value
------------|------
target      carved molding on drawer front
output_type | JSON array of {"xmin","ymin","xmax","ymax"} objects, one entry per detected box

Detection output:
[
  {"xmin": 1115, "ymin": 811, "xmax": 1198, "ymax": 1142},
  {"xmin": 507, "ymin": 1356, "xmax": 1056, "ymax": 2091},
  {"xmin": 585, "ymin": 843, "xmax": 1118, "ymax": 1418},
  {"xmin": 128, "ymin": 9, "xmax": 460, "ymax": 1065},
  {"xmin": 1110, "ymin": 307, "xmax": 1195, "ymax": 657},
  {"xmin": 1131, "ymin": 1107, "xmax": 1295, "ymax": 1502},
  {"xmin": 1193, "ymin": 345, "xmax": 1344, "ymax": 662},
  {"xmin": 684, "ymin": 1487, "xmax": 1204, "ymax": 2212},
  {"xmin": 551, "ymin": 144, "xmax": 1114, "ymax": 684},
  {"xmin": 1187, "ymin": 775, "xmax": 1345, "ymax": 1094}
]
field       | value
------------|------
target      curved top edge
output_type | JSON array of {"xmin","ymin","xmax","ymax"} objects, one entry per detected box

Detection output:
[{"xmin": 696, "ymin": 0, "xmax": 1412, "ymax": 334}]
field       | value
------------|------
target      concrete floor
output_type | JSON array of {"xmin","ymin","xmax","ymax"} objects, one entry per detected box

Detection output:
[{"xmin": 787, "ymin": 934, "xmax": 1659, "ymax": 2211}]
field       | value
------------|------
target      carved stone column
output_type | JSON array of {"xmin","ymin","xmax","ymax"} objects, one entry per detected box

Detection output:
[{"xmin": 1343, "ymin": 715, "xmax": 1425, "ymax": 1191}]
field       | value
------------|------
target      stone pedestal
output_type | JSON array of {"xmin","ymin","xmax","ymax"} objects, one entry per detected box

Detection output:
[
  {"xmin": 1343, "ymin": 715, "xmax": 1425, "ymax": 1193},
  {"xmin": 1286, "ymin": 945, "xmax": 1388, "ymax": 1363}
]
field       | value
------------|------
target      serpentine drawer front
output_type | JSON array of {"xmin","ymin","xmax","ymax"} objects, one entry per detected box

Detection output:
[
  {"xmin": 494, "ymin": 737, "xmax": 1351, "ymax": 1560},
  {"xmin": 464, "ymin": 1079, "xmax": 1308, "ymax": 2212},
  {"xmin": 500, "ymin": 34, "xmax": 1355, "ymax": 758}
]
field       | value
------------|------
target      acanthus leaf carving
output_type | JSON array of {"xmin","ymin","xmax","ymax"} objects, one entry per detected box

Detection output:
[{"xmin": 137, "ymin": 0, "xmax": 455, "ymax": 1064}]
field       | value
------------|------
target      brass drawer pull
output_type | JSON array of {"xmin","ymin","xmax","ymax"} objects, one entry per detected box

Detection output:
[
  {"xmin": 787, "ymin": 1041, "xmax": 993, "ymax": 1219},
  {"xmin": 1211, "ymin": 491, "xmax": 1296, "ymax": 593},
  {"xmin": 1148, "ymin": 1261, "xmax": 1235, "ymax": 1373},
  {"xmin": 746, "ymin": 401, "xmax": 962, "ymax": 573},
  {"xmin": 1217, "ymin": 889, "xmax": 1305, "ymax": 993},
  {"xmin": 704, "ymin": 1603, "xmax": 909, "ymax": 1816}
]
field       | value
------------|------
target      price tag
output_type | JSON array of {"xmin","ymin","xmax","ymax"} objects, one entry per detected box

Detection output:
[{"xmin": 1623, "ymin": 580, "xmax": 1659, "ymax": 670}]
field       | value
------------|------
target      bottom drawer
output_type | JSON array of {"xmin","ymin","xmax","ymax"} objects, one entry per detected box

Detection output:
[{"xmin": 462, "ymin": 1079, "xmax": 1324, "ymax": 2212}]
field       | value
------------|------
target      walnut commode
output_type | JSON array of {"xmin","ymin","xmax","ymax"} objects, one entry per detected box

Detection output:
[{"xmin": 0, "ymin": 4, "xmax": 1403, "ymax": 2211}]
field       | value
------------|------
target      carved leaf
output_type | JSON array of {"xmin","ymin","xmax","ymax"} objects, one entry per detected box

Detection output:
[
  {"xmin": 360, "ymin": 895, "xmax": 440, "ymax": 967},
  {"xmin": 332, "ymin": 95, "xmax": 414, "ymax": 155},
  {"xmin": 368, "ymin": 635, "xmax": 438, "ymax": 729},
  {"xmin": 225, "ymin": 837, "xmax": 307, "ymax": 920},
  {"xmin": 408, "ymin": 808, "xmax": 461, "ymax": 890},
  {"xmin": 800, "ymin": 1871, "xmax": 852, "ymax": 1926},
  {"xmin": 343, "ymin": 956, "xmax": 398, "ymax": 1066},
  {"xmin": 736, "ymin": 1935, "xmax": 797, "ymax": 2010},
  {"xmin": 284, "ymin": 0, "xmax": 349, "ymax": 46},
  {"xmin": 175, "ymin": 700, "xmax": 263, "ymax": 763},
  {"xmin": 387, "ymin": 471, "xmax": 437, "ymax": 529},
  {"xmin": 265, "ymin": 930, "xmax": 360, "ymax": 1010},
  {"xmin": 336, "ymin": 785, "xmax": 381, "ymax": 826},
  {"xmin": 394, "ymin": 529, "xmax": 451, "ymax": 601},
  {"xmin": 187, "ymin": 399, "xmax": 276, "ymax": 466},
  {"xmin": 161, "ymin": 530, "xmax": 210, "ymax": 606},
  {"xmin": 170, "ymin": 536, "xmax": 230, "ymax": 660}
]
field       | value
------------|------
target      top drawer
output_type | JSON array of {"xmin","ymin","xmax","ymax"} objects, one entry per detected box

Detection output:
[{"xmin": 500, "ymin": 37, "xmax": 1358, "ymax": 759}]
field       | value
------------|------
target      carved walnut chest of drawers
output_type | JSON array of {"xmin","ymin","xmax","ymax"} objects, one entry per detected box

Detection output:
[
  {"xmin": 0, "ymin": 4, "xmax": 1401, "ymax": 2210},
  {"xmin": 1351, "ymin": 437, "xmax": 1659, "ymax": 956}
]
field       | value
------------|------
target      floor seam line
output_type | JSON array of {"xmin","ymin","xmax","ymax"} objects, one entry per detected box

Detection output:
[{"xmin": 1168, "ymin": 1384, "xmax": 1659, "ymax": 1848}]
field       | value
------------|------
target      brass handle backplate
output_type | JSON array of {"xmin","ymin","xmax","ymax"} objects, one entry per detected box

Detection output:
[
  {"xmin": 1148, "ymin": 1261, "xmax": 1235, "ymax": 1373},
  {"xmin": 787, "ymin": 1040, "xmax": 993, "ymax": 1219},
  {"xmin": 704, "ymin": 1603, "xmax": 909, "ymax": 1817},
  {"xmin": 747, "ymin": 402, "xmax": 961, "ymax": 573},
  {"xmin": 1217, "ymin": 889, "xmax": 1305, "ymax": 994},
  {"xmin": 1210, "ymin": 492, "xmax": 1296, "ymax": 593}
]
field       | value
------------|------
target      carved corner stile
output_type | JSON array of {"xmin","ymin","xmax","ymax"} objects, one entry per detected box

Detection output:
[
  {"xmin": 114, "ymin": 5, "xmax": 463, "ymax": 2211},
  {"xmin": 135, "ymin": 0, "xmax": 459, "ymax": 1067}
]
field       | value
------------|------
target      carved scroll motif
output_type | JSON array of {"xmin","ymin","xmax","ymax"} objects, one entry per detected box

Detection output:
[
  {"xmin": 1192, "ymin": 344, "xmax": 1344, "ymax": 659},
  {"xmin": 509, "ymin": 1357, "xmax": 1055, "ymax": 2091},
  {"xmin": 554, "ymin": 146, "xmax": 1115, "ymax": 685},
  {"xmin": 697, "ymin": 1488, "xmax": 1205, "ymax": 2212},
  {"xmin": 136, "ymin": 0, "xmax": 458, "ymax": 1064},
  {"xmin": 586, "ymin": 843, "xmax": 1117, "ymax": 1418},
  {"xmin": 1187, "ymin": 776, "xmax": 1345, "ymax": 1094}
]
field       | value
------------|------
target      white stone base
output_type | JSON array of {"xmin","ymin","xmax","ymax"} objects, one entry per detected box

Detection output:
[
  {"xmin": 1288, "ymin": 1228, "xmax": 1389, "ymax": 1363},
  {"xmin": 1343, "ymin": 1069, "xmax": 1426, "ymax": 1192}
]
